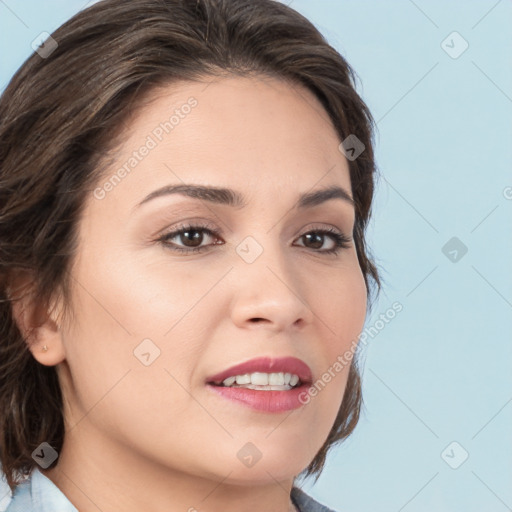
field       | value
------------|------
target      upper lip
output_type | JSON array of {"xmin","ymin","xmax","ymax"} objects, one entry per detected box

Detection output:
[{"xmin": 206, "ymin": 356, "xmax": 313, "ymax": 385}]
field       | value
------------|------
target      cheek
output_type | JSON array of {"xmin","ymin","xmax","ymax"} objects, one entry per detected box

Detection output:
[
  {"xmin": 319, "ymin": 261, "xmax": 368, "ymax": 348},
  {"xmin": 62, "ymin": 249, "xmax": 208, "ymax": 387},
  {"xmin": 345, "ymin": 266, "xmax": 368, "ymax": 335},
  {"xmin": 72, "ymin": 243, "xmax": 205, "ymax": 338},
  {"xmin": 310, "ymin": 261, "xmax": 367, "ymax": 398},
  {"xmin": 59, "ymin": 268, "xmax": 204, "ymax": 440}
]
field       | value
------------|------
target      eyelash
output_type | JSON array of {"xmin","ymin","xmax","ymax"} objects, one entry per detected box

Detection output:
[{"xmin": 157, "ymin": 222, "xmax": 352, "ymax": 255}]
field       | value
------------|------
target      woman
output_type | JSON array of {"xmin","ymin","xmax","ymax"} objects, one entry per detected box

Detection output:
[{"xmin": 0, "ymin": 0, "xmax": 380, "ymax": 510}]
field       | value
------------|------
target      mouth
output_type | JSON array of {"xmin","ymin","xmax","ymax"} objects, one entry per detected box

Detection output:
[
  {"xmin": 205, "ymin": 356, "xmax": 313, "ymax": 413},
  {"xmin": 205, "ymin": 356, "xmax": 313, "ymax": 390}
]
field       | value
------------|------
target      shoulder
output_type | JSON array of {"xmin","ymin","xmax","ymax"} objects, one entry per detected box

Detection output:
[
  {"xmin": 2, "ymin": 468, "xmax": 78, "ymax": 512},
  {"xmin": 291, "ymin": 486, "xmax": 340, "ymax": 512}
]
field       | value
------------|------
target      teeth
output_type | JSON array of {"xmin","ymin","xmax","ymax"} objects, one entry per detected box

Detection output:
[
  {"xmin": 235, "ymin": 374, "xmax": 251, "ymax": 385},
  {"xmin": 269, "ymin": 372, "xmax": 284, "ymax": 385},
  {"xmin": 223, "ymin": 376, "xmax": 237, "ymax": 386},
  {"xmin": 245, "ymin": 372, "xmax": 268, "ymax": 386},
  {"xmin": 221, "ymin": 372, "xmax": 301, "ymax": 388},
  {"xmin": 230, "ymin": 384, "xmax": 292, "ymax": 391}
]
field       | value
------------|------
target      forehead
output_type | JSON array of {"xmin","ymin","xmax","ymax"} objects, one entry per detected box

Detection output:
[{"xmin": 92, "ymin": 74, "xmax": 351, "ymax": 212}]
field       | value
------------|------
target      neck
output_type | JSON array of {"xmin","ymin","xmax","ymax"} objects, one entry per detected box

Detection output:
[{"xmin": 42, "ymin": 422, "xmax": 301, "ymax": 512}]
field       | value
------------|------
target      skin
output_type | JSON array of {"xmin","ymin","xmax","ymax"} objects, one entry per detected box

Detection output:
[{"xmin": 12, "ymin": 74, "xmax": 367, "ymax": 512}]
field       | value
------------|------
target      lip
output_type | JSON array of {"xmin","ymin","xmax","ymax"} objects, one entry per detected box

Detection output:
[
  {"xmin": 205, "ymin": 356, "xmax": 313, "ymax": 385},
  {"xmin": 206, "ymin": 383, "xmax": 311, "ymax": 413}
]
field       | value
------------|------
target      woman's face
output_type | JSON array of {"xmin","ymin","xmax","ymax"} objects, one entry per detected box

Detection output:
[{"xmin": 48, "ymin": 75, "xmax": 367, "ymax": 485}]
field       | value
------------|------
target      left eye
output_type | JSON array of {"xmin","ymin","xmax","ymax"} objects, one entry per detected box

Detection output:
[{"xmin": 157, "ymin": 224, "xmax": 351, "ymax": 255}]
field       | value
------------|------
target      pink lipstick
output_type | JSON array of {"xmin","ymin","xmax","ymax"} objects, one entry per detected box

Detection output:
[{"xmin": 205, "ymin": 356, "xmax": 313, "ymax": 413}]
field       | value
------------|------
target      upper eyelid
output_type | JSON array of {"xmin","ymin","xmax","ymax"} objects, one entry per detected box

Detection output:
[{"xmin": 149, "ymin": 202, "xmax": 353, "ymax": 228}]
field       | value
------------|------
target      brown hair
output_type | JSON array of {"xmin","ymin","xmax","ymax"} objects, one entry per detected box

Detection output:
[{"xmin": 0, "ymin": 0, "xmax": 380, "ymax": 493}]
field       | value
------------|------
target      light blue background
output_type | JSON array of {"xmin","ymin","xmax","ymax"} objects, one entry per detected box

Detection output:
[{"xmin": 1, "ymin": 1, "xmax": 511, "ymax": 511}]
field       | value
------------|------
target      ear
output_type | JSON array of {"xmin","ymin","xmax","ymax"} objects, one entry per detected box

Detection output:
[{"xmin": 8, "ymin": 269, "xmax": 66, "ymax": 366}]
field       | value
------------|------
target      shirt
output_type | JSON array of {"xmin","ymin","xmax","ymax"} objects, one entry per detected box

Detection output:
[{"xmin": 2, "ymin": 467, "xmax": 339, "ymax": 512}]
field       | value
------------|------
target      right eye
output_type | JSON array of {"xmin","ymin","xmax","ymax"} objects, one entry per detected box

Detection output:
[{"xmin": 157, "ymin": 223, "xmax": 224, "ymax": 253}]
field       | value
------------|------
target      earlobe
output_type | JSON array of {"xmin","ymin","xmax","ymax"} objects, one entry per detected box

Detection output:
[{"xmin": 8, "ymin": 270, "xmax": 67, "ymax": 367}]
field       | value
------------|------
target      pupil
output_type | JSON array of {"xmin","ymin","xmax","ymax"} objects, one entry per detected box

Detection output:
[
  {"xmin": 305, "ymin": 233, "xmax": 322, "ymax": 249},
  {"xmin": 182, "ymin": 230, "xmax": 202, "ymax": 247}
]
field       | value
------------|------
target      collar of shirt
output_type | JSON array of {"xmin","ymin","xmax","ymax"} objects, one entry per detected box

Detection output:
[{"xmin": 4, "ymin": 467, "xmax": 78, "ymax": 512}]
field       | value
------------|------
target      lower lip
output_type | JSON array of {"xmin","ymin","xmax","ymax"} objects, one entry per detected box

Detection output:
[{"xmin": 206, "ymin": 383, "xmax": 310, "ymax": 413}]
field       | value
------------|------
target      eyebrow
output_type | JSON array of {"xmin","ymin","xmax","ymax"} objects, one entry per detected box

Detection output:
[{"xmin": 134, "ymin": 183, "xmax": 354, "ymax": 211}]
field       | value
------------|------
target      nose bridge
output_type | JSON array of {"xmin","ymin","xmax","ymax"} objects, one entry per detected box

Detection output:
[{"xmin": 229, "ymin": 230, "xmax": 314, "ymax": 330}]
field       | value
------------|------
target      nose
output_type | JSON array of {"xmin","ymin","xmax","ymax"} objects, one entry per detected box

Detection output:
[{"xmin": 229, "ymin": 241, "xmax": 315, "ymax": 333}]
